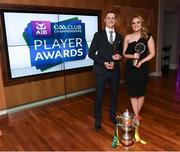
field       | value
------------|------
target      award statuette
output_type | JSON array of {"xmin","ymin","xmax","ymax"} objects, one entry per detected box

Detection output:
[
  {"xmin": 112, "ymin": 42, "xmax": 119, "ymax": 55},
  {"xmin": 133, "ymin": 42, "xmax": 146, "ymax": 66},
  {"xmin": 110, "ymin": 42, "xmax": 119, "ymax": 69}
]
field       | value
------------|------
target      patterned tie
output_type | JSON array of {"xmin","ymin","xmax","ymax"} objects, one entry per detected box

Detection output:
[{"xmin": 109, "ymin": 31, "xmax": 113, "ymax": 44}]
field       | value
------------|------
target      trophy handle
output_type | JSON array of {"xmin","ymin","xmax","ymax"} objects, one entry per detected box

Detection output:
[{"xmin": 116, "ymin": 115, "xmax": 122, "ymax": 126}]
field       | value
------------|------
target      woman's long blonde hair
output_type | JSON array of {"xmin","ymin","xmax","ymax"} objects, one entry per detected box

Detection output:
[{"xmin": 132, "ymin": 15, "xmax": 148, "ymax": 40}]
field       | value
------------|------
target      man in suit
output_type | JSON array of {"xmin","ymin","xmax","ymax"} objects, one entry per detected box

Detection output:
[{"xmin": 89, "ymin": 11, "xmax": 123, "ymax": 129}]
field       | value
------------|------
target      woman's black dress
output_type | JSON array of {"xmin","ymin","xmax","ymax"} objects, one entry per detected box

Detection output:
[{"xmin": 124, "ymin": 34, "xmax": 151, "ymax": 97}]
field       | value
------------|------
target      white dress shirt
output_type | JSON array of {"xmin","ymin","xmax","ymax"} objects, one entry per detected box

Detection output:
[{"xmin": 105, "ymin": 27, "xmax": 116, "ymax": 43}]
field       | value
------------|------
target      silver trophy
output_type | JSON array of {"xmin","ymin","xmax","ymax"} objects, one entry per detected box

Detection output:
[
  {"xmin": 116, "ymin": 109, "xmax": 134, "ymax": 146},
  {"xmin": 112, "ymin": 109, "xmax": 145, "ymax": 148},
  {"xmin": 133, "ymin": 42, "xmax": 146, "ymax": 66}
]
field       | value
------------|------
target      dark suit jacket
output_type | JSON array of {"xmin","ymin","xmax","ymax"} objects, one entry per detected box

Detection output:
[{"xmin": 88, "ymin": 30, "xmax": 123, "ymax": 75}]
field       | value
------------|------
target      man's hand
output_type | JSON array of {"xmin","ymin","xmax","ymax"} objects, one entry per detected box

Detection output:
[
  {"xmin": 104, "ymin": 62, "xmax": 114, "ymax": 69},
  {"xmin": 112, "ymin": 54, "xmax": 122, "ymax": 61}
]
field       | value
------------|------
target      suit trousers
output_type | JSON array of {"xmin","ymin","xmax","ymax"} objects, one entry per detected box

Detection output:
[{"xmin": 94, "ymin": 69, "xmax": 120, "ymax": 121}]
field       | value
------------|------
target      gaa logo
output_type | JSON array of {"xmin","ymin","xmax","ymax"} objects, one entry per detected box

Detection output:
[{"xmin": 31, "ymin": 21, "xmax": 51, "ymax": 37}]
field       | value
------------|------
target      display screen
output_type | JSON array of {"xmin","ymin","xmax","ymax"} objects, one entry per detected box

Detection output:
[{"xmin": 1, "ymin": 10, "xmax": 99, "ymax": 82}]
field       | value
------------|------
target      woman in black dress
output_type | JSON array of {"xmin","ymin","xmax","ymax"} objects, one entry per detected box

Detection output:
[{"xmin": 123, "ymin": 15, "xmax": 155, "ymax": 121}]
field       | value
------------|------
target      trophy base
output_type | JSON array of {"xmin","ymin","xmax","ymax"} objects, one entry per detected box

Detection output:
[
  {"xmin": 120, "ymin": 138, "xmax": 134, "ymax": 147},
  {"xmin": 133, "ymin": 59, "xmax": 138, "ymax": 66}
]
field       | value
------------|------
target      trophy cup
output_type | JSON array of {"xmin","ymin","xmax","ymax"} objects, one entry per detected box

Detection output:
[
  {"xmin": 133, "ymin": 42, "xmax": 146, "ymax": 66},
  {"xmin": 112, "ymin": 109, "xmax": 146, "ymax": 148},
  {"xmin": 116, "ymin": 109, "xmax": 134, "ymax": 147}
]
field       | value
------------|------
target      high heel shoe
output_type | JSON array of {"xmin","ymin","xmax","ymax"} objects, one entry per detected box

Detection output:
[
  {"xmin": 0, "ymin": 129, "xmax": 3, "ymax": 136},
  {"xmin": 134, "ymin": 115, "xmax": 142, "ymax": 121},
  {"xmin": 133, "ymin": 115, "xmax": 142, "ymax": 126}
]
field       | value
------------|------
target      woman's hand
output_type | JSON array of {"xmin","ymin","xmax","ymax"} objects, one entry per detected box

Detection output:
[
  {"xmin": 135, "ymin": 61, "xmax": 142, "ymax": 68},
  {"xmin": 133, "ymin": 53, "xmax": 140, "ymax": 59}
]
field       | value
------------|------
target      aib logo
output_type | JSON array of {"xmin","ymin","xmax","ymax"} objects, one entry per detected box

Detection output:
[{"xmin": 31, "ymin": 21, "xmax": 51, "ymax": 37}]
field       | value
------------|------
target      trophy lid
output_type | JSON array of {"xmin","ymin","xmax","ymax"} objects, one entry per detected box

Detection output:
[{"xmin": 122, "ymin": 109, "xmax": 132, "ymax": 118}]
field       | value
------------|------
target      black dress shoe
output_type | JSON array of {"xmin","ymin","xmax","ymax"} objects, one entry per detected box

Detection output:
[{"xmin": 95, "ymin": 119, "xmax": 101, "ymax": 129}]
